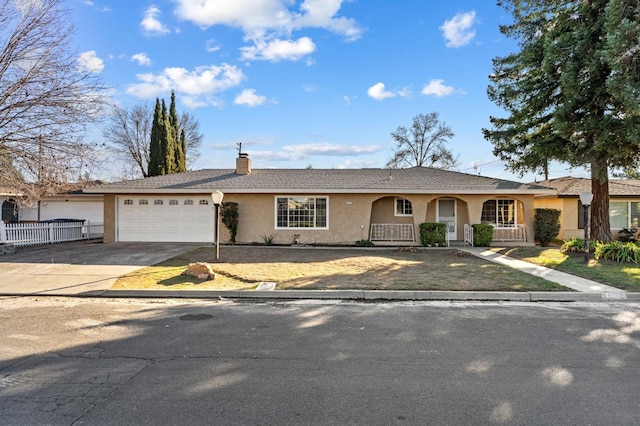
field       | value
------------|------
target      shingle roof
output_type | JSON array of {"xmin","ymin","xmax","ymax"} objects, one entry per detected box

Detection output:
[
  {"xmin": 84, "ymin": 167, "xmax": 554, "ymax": 195},
  {"xmin": 537, "ymin": 177, "xmax": 640, "ymax": 197}
]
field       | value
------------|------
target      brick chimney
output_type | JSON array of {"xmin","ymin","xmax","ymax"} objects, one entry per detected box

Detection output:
[{"xmin": 235, "ymin": 152, "xmax": 251, "ymax": 175}]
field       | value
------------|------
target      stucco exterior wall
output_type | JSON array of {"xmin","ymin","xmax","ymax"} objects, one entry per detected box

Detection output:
[{"xmin": 223, "ymin": 192, "xmax": 538, "ymax": 245}]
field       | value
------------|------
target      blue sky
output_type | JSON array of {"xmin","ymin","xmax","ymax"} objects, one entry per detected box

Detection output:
[{"xmin": 72, "ymin": 0, "xmax": 586, "ymax": 182}]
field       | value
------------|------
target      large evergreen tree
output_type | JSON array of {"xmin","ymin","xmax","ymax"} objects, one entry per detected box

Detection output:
[
  {"xmin": 148, "ymin": 99, "xmax": 163, "ymax": 176},
  {"xmin": 484, "ymin": 0, "xmax": 640, "ymax": 242},
  {"xmin": 169, "ymin": 90, "xmax": 186, "ymax": 172}
]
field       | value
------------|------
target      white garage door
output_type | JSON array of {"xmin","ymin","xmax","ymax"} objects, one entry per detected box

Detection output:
[{"xmin": 117, "ymin": 196, "xmax": 215, "ymax": 242}]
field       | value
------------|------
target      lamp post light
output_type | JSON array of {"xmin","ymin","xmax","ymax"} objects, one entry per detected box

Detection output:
[
  {"xmin": 211, "ymin": 190, "xmax": 224, "ymax": 261},
  {"xmin": 579, "ymin": 191, "xmax": 593, "ymax": 265}
]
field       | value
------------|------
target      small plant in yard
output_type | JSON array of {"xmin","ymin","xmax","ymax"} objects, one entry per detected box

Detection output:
[
  {"xmin": 261, "ymin": 233, "xmax": 275, "ymax": 245},
  {"xmin": 534, "ymin": 208, "xmax": 561, "ymax": 247},
  {"xmin": 355, "ymin": 239, "xmax": 375, "ymax": 247},
  {"xmin": 472, "ymin": 224, "xmax": 494, "ymax": 247},
  {"xmin": 419, "ymin": 222, "xmax": 446, "ymax": 246}
]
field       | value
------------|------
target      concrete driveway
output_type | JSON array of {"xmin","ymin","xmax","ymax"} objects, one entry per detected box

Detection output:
[{"xmin": 0, "ymin": 241, "xmax": 204, "ymax": 296}]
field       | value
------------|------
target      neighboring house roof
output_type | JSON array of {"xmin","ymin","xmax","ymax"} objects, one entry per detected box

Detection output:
[
  {"xmin": 84, "ymin": 167, "xmax": 555, "ymax": 195},
  {"xmin": 536, "ymin": 177, "xmax": 640, "ymax": 197}
]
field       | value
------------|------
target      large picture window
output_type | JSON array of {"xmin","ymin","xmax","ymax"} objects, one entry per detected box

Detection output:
[
  {"xmin": 276, "ymin": 197, "xmax": 328, "ymax": 229},
  {"xmin": 481, "ymin": 199, "xmax": 516, "ymax": 228}
]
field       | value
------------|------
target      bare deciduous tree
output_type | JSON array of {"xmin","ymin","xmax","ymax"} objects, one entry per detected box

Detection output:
[
  {"xmin": 103, "ymin": 103, "xmax": 153, "ymax": 178},
  {"xmin": 0, "ymin": 0, "xmax": 106, "ymax": 199},
  {"xmin": 103, "ymin": 102, "xmax": 204, "ymax": 178},
  {"xmin": 386, "ymin": 112, "xmax": 459, "ymax": 170}
]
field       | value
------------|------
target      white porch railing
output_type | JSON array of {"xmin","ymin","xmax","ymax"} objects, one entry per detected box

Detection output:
[
  {"xmin": 369, "ymin": 223, "xmax": 415, "ymax": 242},
  {"xmin": 0, "ymin": 221, "xmax": 104, "ymax": 247},
  {"xmin": 464, "ymin": 224, "xmax": 473, "ymax": 246},
  {"xmin": 463, "ymin": 224, "xmax": 526, "ymax": 246},
  {"xmin": 492, "ymin": 225, "xmax": 526, "ymax": 242}
]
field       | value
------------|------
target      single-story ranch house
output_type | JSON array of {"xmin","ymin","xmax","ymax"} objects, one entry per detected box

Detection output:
[
  {"xmin": 535, "ymin": 177, "xmax": 640, "ymax": 240},
  {"xmin": 84, "ymin": 154, "xmax": 555, "ymax": 246}
]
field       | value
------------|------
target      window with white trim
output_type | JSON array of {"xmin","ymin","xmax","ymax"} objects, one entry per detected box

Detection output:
[
  {"xmin": 154, "ymin": 199, "xmax": 163, "ymax": 205},
  {"xmin": 184, "ymin": 200, "xmax": 193, "ymax": 205},
  {"xmin": 481, "ymin": 199, "xmax": 516, "ymax": 228},
  {"xmin": 169, "ymin": 199, "xmax": 178, "ymax": 205},
  {"xmin": 199, "ymin": 200, "xmax": 209, "ymax": 205},
  {"xmin": 139, "ymin": 199, "xmax": 148, "ymax": 205},
  {"xmin": 276, "ymin": 197, "xmax": 327, "ymax": 229},
  {"xmin": 124, "ymin": 199, "xmax": 133, "ymax": 205},
  {"xmin": 609, "ymin": 201, "xmax": 640, "ymax": 229},
  {"xmin": 395, "ymin": 198, "xmax": 413, "ymax": 216}
]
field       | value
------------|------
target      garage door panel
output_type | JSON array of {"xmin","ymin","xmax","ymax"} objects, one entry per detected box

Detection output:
[{"xmin": 117, "ymin": 196, "xmax": 214, "ymax": 242}]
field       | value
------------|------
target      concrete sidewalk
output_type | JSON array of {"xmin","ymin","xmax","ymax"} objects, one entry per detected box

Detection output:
[{"xmin": 459, "ymin": 247, "xmax": 625, "ymax": 293}]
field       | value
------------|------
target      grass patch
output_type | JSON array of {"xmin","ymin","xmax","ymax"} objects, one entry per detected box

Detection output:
[
  {"xmin": 492, "ymin": 246, "xmax": 640, "ymax": 291},
  {"xmin": 112, "ymin": 246, "xmax": 569, "ymax": 292}
]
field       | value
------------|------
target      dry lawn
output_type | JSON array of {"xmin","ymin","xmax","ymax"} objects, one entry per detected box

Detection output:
[{"xmin": 112, "ymin": 246, "xmax": 569, "ymax": 292}]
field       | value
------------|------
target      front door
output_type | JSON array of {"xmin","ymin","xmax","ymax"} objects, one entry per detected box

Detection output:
[{"xmin": 437, "ymin": 199, "xmax": 456, "ymax": 241}]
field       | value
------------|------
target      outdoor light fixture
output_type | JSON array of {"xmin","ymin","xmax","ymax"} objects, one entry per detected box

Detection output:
[
  {"xmin": 579, "ymin": 191, "xmax": 593, "ymax": 265},
  {"xmin": 211, "ymin": 190, "xmax": 224, "ymax": 261}
]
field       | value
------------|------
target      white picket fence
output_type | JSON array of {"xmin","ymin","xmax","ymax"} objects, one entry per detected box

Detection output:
[{"xmin": 0, "ymin": 221, "xmax": 104, "ymax": 247}]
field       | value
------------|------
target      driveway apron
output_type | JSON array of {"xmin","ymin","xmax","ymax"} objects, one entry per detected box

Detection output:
[{"xmin": 0, "ymin": 241, "xmax": 204, "ymax": 296}]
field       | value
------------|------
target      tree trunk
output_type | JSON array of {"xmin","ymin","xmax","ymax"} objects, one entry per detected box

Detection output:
[{"xmin": 590, "ymin": 158, "xmax": 613, "ymax": 242}]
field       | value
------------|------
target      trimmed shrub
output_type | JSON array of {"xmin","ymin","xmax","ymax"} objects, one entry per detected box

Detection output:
[
  {"xmin": 534, "ymin": 208, "xmax": 561, "ymax": 247},
  {"xmin": 355, "ymin": 239, "xmax": 375, "ymax": 247},
  {"xmin": 419, "ymin": 222, "xmax": 447, "ymax": 246},
  {"xmin": 221, "ymin": 202, "xmax": 239, "ymax": 244},
  {"xmin": 472, "ymin": 224, "xmax": 494, "ymax": 247}
]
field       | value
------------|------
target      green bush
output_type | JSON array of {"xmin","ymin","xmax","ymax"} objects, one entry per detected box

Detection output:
[
  {"xmin": 562, "ymin": 239, "xmax": 640, "ymax": 263},
  {"xmin": 355, "ymin": 239, "xmax": 375, "ymax": 247},
  {"xmin": 534, "ymin": 208, "xmax": 561, "ymax": 247},
  {"xmin": 419, "ymin": 222, "xmax": 447, "ymax": 246},
  {"xmin": 221, "ymin": 202, "xmax": 239, "ymax": 244},
  {"xmin": 594, "ymin": 241, "xmax": 640, "ymax": 263},
  {"xmin": 472, "ymin": 224, "xmax": 494, "ymax": 247},
  {"xmin": 561, "ymin": 238, "xmax": 596, "ymax": 253}
]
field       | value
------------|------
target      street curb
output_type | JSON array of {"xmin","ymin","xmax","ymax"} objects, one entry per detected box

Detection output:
[{"xmin": 92, "ymin": 289, "xmax": 640, "ymax": 302}]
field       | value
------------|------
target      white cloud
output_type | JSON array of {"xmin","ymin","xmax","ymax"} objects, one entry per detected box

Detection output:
[
  {"xmin": 172, "ymin": 0, "xmax": 362, "ymax": 61},
  {"xmin": 282, "ymin": 143, "xmax": 381, "ymax": 156},
  {"xmin": 440, "ymin": 11, "xmax": 477, "ymax": 48},
  {"xmin": 126, "ymin": 63, "xmax": 245, "ymax": 106},
  {"xmin": 338, "ymin": 159, "xmax": 378, "ymax": 169},
  {"xmin": 77, "ymin": 50, "xmax": 104, "ymax": 73},
  {"xmin": 421, "ymin": 79, "xmax": 455, "ymax": 97},
  {"xmin": 141, "ymin": 5, "xmax": 170, "ymax": 36},
  {"xmin": 131, "ymin": 52, "xmax": 151, "ymax": 66},
  {"xmin": 234, "ymin": 89, "xmax": 267, "ymax": 107},
  {"xmin": 366, "ymin": 82, "xmax": 396, "ymax": 101},
  {"xmin": 240, "ymin": 36, "xmax": 315, "ymax": 62},
  {"xmin": 206, "ymin": 39, "xmax": 221, "ymax": 52}
]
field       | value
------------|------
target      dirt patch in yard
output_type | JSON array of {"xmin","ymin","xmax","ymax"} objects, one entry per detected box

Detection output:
[{"xmin": 112, "ymin": 246, "xmax": 569, "ymax": 292}]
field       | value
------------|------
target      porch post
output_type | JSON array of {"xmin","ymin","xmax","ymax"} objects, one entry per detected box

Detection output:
[{"xmin": 0, "ymin": 221, "xmax": 6, "ymax": 244}]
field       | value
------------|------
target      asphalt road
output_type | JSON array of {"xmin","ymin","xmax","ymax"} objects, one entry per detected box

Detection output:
[{"xmin": 0, "ymin": 297, "xmax": 639, "ymax": 425}]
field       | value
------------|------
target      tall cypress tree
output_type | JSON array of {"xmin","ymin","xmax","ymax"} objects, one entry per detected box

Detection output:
[
  {"xmin": 169, "ymin": 90, "xmax": 186, "ymax": 172},
  {"xmin": 148, "ymin": 98, "xmax": 163, "ymax": 176},
  {"xmin": 159, "ymin": 99, "xmax": 175, "ymax": 175}
]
